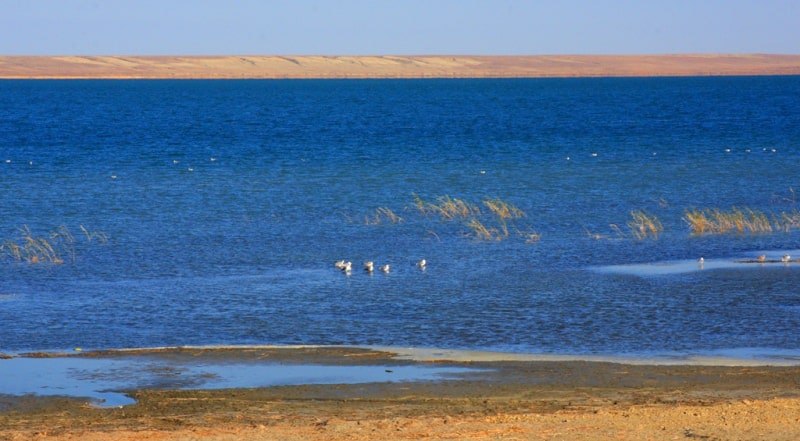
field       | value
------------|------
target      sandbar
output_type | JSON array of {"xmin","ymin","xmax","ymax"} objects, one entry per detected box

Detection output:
[{"xmin": 2, "ymin": 346, "xmax": 800, "ymax": 440}]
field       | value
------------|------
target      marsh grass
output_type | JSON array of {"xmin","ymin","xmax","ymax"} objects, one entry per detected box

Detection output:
[
  {"xmin": 413, "ymin": 195, "xmax": 539, "ymax": 243},
  {"xmin": 482, "ymin": 198, "xmax": 525, "ymax": 220},
  {"xmin": 628, "ymin": 210, "xmax": 663, "ymax": 240},
  {"xmin": 684, "ymin": 207, "xmax": 800, "ymax": 235},
  {"xmin": 1, "ymin": 225, "xmax": 108, "ymax": 265},
  {"xmin": 684, "ymin": 208, "xmax": 773, "ymax": 235},
  {"xmin": 465, "ymin": 218, "xmax": 498, "ymax": 241},
  {"xmin": 413, "ymin": 194, "xmax": 480, "ymax": 220},
  {"xmin": 773, "ymin": 210, "xmax": 800, "ymax": 232},
  {"xmin": 80, "ymin": 225, "xmax": 109, "ymax": 243},
  {"xmin": 365, "ymin": 207, "xmax": 403, "ymax": 225}
]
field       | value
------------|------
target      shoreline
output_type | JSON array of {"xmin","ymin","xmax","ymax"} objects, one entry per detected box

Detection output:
[
  {"xmin": 2, "ymin": 54, "xmax": 800, "ymax": 79},
  {"xmin": 2, "ymin": 345, "xmax": 800, "ymax": 440},
  {"xmin": 7, "ymin": 344, "xmax": 800, "ymax": 366}
]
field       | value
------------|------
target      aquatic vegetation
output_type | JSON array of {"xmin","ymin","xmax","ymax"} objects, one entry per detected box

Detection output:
[
  {"xmin": 0, "ymin": 225, "xmax": 107, "ymax": 265},
  {"xmin": 627, "ymin": 210, "xmax": 663, "ymax": 240},
  {"xmin": 465, "ymin": 218, "xmax": 498, "ymax": 241},
  {"xmin": 482, "ymin": 198, "xmax": 525, "ymax": 220},
  {"xmin": 365, "ymin": 207, "xmax": 403, "ymax": 225},
  {"xmin": 80, "ymin": 225, "xmax": 109, "ymax": 243},
  {"xmin": 413, "ymin": 194, "xmax": 480, "ymax": 220},
  {"xmin": 684, "ymin": 207, "xmax": 773, "ymax": 235},
  {"xmin": 1, "ymin": 226, "xmax": 64, "ymax": 264},
  {"xmin": 684, "ymin": 207, "xmax": 800, "ymax": 235},
  {"xmin": 773, "ymin": 210, "xmax": 800, "ymax": 232},
  {"xmin": 412, "ymin": 194, "xmax": 539, "ymax": 243}
]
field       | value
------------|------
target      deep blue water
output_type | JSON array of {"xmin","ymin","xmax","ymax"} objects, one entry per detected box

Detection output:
[{"xmin": 1, "ymin": 77, "xmax": 800, "ymax": 356}]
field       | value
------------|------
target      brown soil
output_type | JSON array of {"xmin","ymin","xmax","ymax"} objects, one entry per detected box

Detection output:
[
  {"xmin": 1, "ymin": 54, "xmax": 799, "ymax": 79},
  {"xmin": 1, "ymin": 347, "xmax": 800, "ymax": 440}
]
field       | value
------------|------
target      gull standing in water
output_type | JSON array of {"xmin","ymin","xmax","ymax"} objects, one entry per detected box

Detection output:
[
  {"xmin": 380, "ymin": 264, "xmax": 390, "ymax": 273},
  {"xmin": 417, "ymin": 259, "xmax": 427, "ymax": 270},
  {"xmin": 364, "ymin": 261, "xmax": 374, "ymax": 273}
]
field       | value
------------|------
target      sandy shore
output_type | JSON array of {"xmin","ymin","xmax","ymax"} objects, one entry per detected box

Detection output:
[
  {"xmin": 1, "ymin": 54, "xmax": 799, "ymax": 79},
  {"xmin": 2, "ymin": 346, "xmax": 800, "ymax": 440}
]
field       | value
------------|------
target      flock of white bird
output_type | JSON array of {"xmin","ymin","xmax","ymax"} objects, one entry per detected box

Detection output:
[{"xmin": 334, "ymin": 258, "xmax": 426, "ymax": 275}]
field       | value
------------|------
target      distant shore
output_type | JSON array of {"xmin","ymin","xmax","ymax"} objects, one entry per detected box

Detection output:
[{"xmin": 1, "ymin": 54, "xmax": 800, "ymax": 79}]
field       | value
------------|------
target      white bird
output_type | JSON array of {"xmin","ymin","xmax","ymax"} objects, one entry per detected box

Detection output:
[
  {"xmin": 173, "ymin": 160, "xmax": 179, "ymax": 164},
  {"xmin": 187, "ymin": 167, "xmax": 194, "ymax": 172},
  {"xmin": 110, "ymin": 175, "xmax": 117, "ymax": 179},
  {"xmin": 698, "ymin": 257, "xmax": 704, "ymax": 267},
  {"xmin": 210, "ymin": 157, "xmax": 217, "ymax": 162},
  {"xmin": 334, "ymin": 260, "xmax": 346, "ymax": 269},
  {"xmin": 4, "ymin": 159, "xmax": 10, "ymax": 163},
  {"xmin": 591, "ymin": 153, "xmax": 598, "ymax": 157},
  {"xmin": 364, "ymin": 261, "xmax": 374, "ymax": 273},
  {"xmin": 380, "ymin": 264, "xmax": 390, "ymax": 273},
  {"xmin": 342, "ymin": 261, "xmax": 352, "ymax": 272},
  {"xmin": 417, "ymin": 259, "xmax": 427, "ymax": 269},
  {"xmin": 781, "ymin": 254, "xmax": 791, "ymax": 263}
]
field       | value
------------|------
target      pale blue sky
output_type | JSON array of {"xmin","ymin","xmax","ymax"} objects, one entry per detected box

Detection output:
[{"xmin": 1, "ymin": 0, "xmax": 798, "ymax": 55}]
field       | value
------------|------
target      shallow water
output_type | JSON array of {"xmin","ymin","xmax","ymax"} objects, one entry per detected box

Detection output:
[
  {"xmin": 1, "ymin": 77, "xmax": 800, "ymax": 356},
  {"xmin": 0, "ymin": 356, "xmax": 475, "ymax": 407}
]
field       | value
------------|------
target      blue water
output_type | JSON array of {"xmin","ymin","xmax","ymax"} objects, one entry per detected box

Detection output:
[
  {"xmin": 0, "ymin": 356, "xmax": 475, "ymax": 407},
  {"xmin": 1, "ymin": 77, "xmax": 800, "ymax": 356}
]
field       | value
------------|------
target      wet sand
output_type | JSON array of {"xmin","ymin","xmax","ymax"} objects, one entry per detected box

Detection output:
[
  {"xmin": 2, "ymin": 346, "xmax": 800, "ymax": 440},
  {"xmin": 1, "ymin": 54, "xmax": 800, "ymax": 79}
]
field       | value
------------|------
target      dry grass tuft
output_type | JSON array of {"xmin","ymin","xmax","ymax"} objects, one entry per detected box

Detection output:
[
  {"xmin": 628, "ymin": 210, "xmax": 663, "ymax": 240},
  {"xmin": 365, "ymin": 207, "xmax": 403, "ymax": 225},
  {"xmin": 80, "ymin": 225, "xmax": 109, "ymax": 243},
  {"xmin": 482, "ymin": 198, "xmax": 525, "ymax": 220},
  {"xmin": 414, "ymin": 194, "xmax": 481, "ymax": 220},
  {"xmin": 465, "ymin": 218, "xmax": 498, "ymax": 241},
  {"xmin": 1, "ymin": 225, "xmax": 108, "ymax": 265},
  {"xmin": 684, "ymin": 207, "xmax": 773, "ymax": 235}
]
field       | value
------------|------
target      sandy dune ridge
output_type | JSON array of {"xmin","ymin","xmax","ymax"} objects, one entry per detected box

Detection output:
[{"xmin": 1, "ymin": 54, "xmax": 799, "ymax": 79}]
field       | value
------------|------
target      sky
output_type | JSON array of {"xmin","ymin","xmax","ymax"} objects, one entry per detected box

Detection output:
[{"xmin": 1, "ymin": 0, "xmax": 798, "ymax": 55}]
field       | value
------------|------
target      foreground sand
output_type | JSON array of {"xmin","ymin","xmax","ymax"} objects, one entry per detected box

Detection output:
[
  {"xmin": 2, "ymin": 347, "xmax": 800, "ymax": 440},
  {"xmin": 1, "ymin": 54, "xmax": 800, "ymax": 79}
]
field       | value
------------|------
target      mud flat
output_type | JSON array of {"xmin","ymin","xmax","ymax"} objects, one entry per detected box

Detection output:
[
  {"xmin": 1, "ymin": 54, "xmax": 800, "ymax": 79},
  {"xmin": 2, "ymin": 346, "xmax": 800, "ymax": 440}
]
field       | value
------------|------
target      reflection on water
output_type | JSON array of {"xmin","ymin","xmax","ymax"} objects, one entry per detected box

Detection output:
[{"xmin": 0, "ymin": 356, "xmax": 476, "ymax": 407}]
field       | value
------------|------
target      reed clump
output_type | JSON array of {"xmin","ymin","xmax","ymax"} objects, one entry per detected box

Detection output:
[
  {"xmin": 628, "ymin": 210, "xmax": 663, "ymax": 240},
  {"xmin": 482, "ymin": 198, "xmax": 525, "ymax": 220},
  {"xmin": 365, "ymin": 207, "xmax": 403, "ymax": 225},
  {"xmin": 465, "ymin": 218, "xmax": 498, "ymax": 241},
  {"xmin": 684, "ymin": 207, "xmax": 773, "ymax": 235},
  {"xmin": 0, "ymin": 225, "xmax": 107, "ymax": 265},
  {"xmin": 1, "ymin": 226, "xmax": 65, "ymax": 264},
  {"xmin": 413, "ymin": 194, "xmax": 481, "ymax": 220},
  {"xmin": 773, "ymin": 210, "xmax": 800, "ymax": 232}
]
